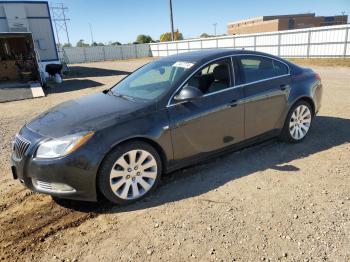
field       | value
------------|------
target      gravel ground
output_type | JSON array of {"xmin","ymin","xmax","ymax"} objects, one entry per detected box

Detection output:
[{"xmin": 0, "ymin": 58, "xmax": 349, "ymax": 262}]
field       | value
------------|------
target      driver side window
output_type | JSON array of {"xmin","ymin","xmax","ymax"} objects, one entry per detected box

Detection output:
[{"xmin": 185, "ymin": 58, "xmax": 232, "ymax": 95}]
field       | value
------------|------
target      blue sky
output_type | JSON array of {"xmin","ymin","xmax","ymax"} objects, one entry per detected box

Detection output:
[{"xmin": 45, "ymin": 0, "xmax": 350, "ymax": 45}]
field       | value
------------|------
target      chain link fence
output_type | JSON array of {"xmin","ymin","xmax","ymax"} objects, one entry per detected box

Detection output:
[{"xmin": 59, "ymin": 44, "xmax": 151, "ymax": 64}]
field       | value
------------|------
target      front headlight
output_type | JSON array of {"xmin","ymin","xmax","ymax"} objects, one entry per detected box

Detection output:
[{"xmin": 36, "ymin": 131, "xmax": 94, "ymax": 159}]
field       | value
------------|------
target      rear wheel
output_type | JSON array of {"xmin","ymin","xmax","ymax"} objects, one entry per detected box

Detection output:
[
  {"xmin": 280, "ymin": 101, "xmax": 313, "ymax": 143},
  {"xmin": 98, "ymin": 141, "xmax": 162, "ymax": 205}
]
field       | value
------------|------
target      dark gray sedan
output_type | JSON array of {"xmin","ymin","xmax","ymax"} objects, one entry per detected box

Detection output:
[{"xmin": 11, "ymin": 49, "xmax": 322, "ymax": 204}]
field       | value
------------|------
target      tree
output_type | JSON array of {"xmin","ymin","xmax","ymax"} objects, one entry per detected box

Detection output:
[
  {"xmin": 200, "ymin": 33, "xmax": 213, "ymax": 38},
  {"xmin": 110, "ymin": 41, "xmax": 122, "ymax": 46},
  {"xmin": 160, "ymin": 29, "xmax": 183, "ymax": 42},
  {"xmin": 62, "ymin": 43, "xmax": 72, "ymax": 48},
  {"xmin": 76, "ymin": 39, "xmax": 89, "ymax": 47},
  {"xmin": 136, "ymin": 34, "xmax": 153, "ymax": 44},
  {"xmin": 92, "ymin": 42, "xmax": 105, "ymax": 46}
]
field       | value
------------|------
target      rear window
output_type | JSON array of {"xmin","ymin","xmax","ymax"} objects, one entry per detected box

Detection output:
[{"xmin": 237, "ymin": 56, "xmax": 289, "ymax": 84}]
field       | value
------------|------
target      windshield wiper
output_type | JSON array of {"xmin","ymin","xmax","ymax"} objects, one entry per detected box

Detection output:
[{"xmin": 109, "ymin": 91, "xmax": 135, "ymax": 101}]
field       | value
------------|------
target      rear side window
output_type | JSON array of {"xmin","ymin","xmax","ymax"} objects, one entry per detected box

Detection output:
[
  {"xmin": 272, "ymin": 60, "xmax": 289, "ymax": 76},
  {"xmin": 236, "ymin": 56, "xmax": 289, "ymax": 84}
]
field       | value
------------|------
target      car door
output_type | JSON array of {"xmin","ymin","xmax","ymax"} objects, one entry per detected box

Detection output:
[
  {"xmin": 167, "ymin": 57, "xmax": 244, "ymax": 162},
  {"xmin": 234, "ymin": 55, "xmax": 291, "ymax": 139}
]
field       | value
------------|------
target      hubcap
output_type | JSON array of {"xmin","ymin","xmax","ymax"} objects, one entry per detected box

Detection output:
[
  {"xmin": 289, "ymin": 105, "xmax": 312, "ymax": 140},
  {"xmin": 109, "ymin": 149, "xmax": 157, "ymax": 200}
]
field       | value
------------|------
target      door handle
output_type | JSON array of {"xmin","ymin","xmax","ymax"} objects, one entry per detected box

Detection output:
[
  {"xmin": 280, "ymin": 84, "xmax": 288, "ymax": 91},
  {"xmin": 229, "ymin": 99, "xmax": 238, "ymax": 107}
]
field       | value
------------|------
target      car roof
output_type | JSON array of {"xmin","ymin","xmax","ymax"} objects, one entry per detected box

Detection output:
[{"xmin": 159, "ymin": 48, "xmax": 291, "ymax": 65}]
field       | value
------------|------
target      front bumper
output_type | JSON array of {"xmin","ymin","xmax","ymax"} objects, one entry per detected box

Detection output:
[{"xmin": 11, "ymin": 126, "xmax": 99, "ymax": 202}]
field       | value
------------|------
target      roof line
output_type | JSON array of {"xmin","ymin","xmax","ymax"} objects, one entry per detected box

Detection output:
[{"xmin": 227, "ymin": 13, "xmax": 317, "ymax": 25}]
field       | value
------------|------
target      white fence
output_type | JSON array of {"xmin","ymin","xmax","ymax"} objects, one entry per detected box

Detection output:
[
  {"xmin": 59, "ymin": 44, "xmax": 151, "ymax": 64},
  {"xmin": 59, "ymin": 25, "xmax": 350, "ymax": 64},
  {"xmin": 150, "ymin": 24, "xmax": 350, "ymax": 58}
]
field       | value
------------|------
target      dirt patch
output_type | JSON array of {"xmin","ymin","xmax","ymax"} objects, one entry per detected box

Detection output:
[
  {"xmin": 0, "ymin": 58, "xmax": 349, "ymax": 262},
  {"xmin": 0, "ymin": 193, "xmax": 98, "ymax": 261},
  {"xmin": 288, "ymin": 58, "xmax": 350, "ymax": 67}
]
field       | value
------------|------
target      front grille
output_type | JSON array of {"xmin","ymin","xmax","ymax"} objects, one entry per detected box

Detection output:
[{"xmin": 13, "ymin": 135, "xmax": 31, "ymax": 159}]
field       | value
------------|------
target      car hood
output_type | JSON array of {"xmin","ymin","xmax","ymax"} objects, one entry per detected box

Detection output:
[{"xmin": 26, "ymin": 92, "xmax": 155, "ymax": 138}]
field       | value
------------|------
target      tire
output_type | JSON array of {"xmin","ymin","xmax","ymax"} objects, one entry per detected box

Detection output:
[
  {"xmin": 97, "ymin": 141, "xmax": 162, "ymax": 205},
  {"xmin": 280, "ymin": 100, "xmax": 313, "ymax": 143}
]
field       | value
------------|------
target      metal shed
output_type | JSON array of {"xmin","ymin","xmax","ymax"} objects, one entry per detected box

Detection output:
[
  {"xmin": 0, "ymin": 1, "xmax": 59, "ymax": 67},
  {"xmin": 0, "ymin": 1, "xmax": 60, "ymax": 102}
]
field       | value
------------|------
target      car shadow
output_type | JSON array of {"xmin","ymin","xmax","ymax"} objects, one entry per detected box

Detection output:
[
  {"xmin": 45, "ymin": 66, "xmax": 130, "ymax": 94},
  {"xmin": 63, "ymin": 66, "xmax": 130, "ymax": 79},
  {"xmin": 46, "ymin": 79, "xmax": 103, "ymax": 94},
  {"xmin": 55, "ymin": 115, "xmax": 350, "ymax": 213}
]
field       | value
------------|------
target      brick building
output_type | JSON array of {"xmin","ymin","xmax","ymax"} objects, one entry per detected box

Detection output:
[{"xmin": 227, "ymin": 13, "xmax": 348, "ymax": 35}]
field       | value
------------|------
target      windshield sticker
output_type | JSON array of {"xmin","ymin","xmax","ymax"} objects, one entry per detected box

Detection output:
[{"xmin": 173, "ymin": 61, "xmax": 194, "ymax": 69}]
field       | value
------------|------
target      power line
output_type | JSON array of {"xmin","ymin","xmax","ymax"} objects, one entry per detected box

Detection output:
[{"xmin": 50, "ymin": 3, "xmax": 70, "ymax": 46}]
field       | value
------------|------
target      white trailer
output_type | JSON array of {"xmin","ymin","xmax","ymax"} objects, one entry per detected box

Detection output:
[{"xmin": 0, "ymin": 1, "xmax": 61, "ymax": 102}]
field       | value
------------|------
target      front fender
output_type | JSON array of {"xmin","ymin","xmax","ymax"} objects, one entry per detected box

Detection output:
[{"xmin": 90, "ymin": 109, "xmax": 172, "ymax": 178}]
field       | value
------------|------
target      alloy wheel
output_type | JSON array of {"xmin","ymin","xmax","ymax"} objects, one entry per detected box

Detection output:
[
  {"xmin": 109, "ymin": 149, "xmax": 157, "ymax": 200},
  {"xmin": 289, "ymin": 105, "xmax": 312, "ymax": 140}
]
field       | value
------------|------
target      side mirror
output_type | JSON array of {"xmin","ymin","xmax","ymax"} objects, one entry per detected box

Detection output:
[{"xmin": 174, "ymin": 86, "xmax": 202, "ymax": 102}]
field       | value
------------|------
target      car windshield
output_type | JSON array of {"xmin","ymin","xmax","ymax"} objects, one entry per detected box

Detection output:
[{"xmin": 110, "ymin": 60, "xmax": 194, "ymax": 101}]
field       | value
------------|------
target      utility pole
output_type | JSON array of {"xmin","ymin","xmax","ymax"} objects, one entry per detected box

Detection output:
[
  {"xmin": 169, "ymin": 0, "xmax": 175, "ymax": 41},
  {"xmin": 89, "ymin": 23, "xmax": 94, "ymax": 44},
  {"xmin": 341, "ymin": 11, "xmax": 346, "ymax": 24},
  {"xmin": 213, "ymin": 23, "xmax": 217, "ymax": 36},
  {"xmin": 50, "ymin": 3, "xmax": 70, "ymax": 46}
]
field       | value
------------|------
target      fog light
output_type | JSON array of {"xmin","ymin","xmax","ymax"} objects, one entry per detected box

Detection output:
[
  {"xmin": 52, "ymin": 183, "xmax": 75, "ymax": 192},
  {"xmin": 32, "ymin": 179, "xmax": 76, "ymax": 193}
]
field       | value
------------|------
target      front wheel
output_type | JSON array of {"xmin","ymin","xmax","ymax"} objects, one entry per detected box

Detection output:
[
  {"xmin": 97, "ymin": 141, "xmax": 162, "ymax": 205},
  {"xmin": 280, "ymin": 101, "xmax": 313, "ymax": 143}
]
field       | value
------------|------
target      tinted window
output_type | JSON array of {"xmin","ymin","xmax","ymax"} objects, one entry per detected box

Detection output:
[
  {"xmin": 272, "ymin": 60, "xmax": 289, "ymax": 76},
  {"xmin": 237, "ymin": 56, "xmax": 289, "ymax": 84},
  {"xmin": 185, "ymin": 59, "xmax": 232, "ymax": 94}
]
